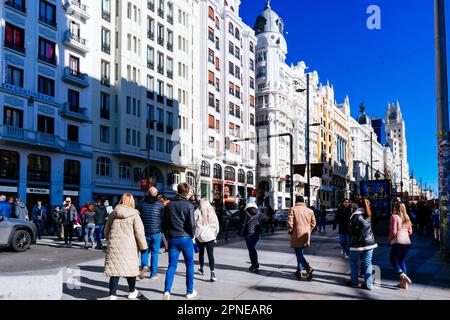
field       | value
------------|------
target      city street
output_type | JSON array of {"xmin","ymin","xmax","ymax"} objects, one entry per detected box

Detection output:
[{"xmin": 2, "ymin": 226, "xmax": 448, "ymax": 300}]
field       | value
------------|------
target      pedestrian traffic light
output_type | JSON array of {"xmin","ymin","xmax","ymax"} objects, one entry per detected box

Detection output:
[{"xmin": 285, "ymin": 175, "xmax": 291, "ymax": 189}]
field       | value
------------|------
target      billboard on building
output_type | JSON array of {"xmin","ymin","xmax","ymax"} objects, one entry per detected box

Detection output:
[{"xmin": 360, "ymin": 180, "xmax": 392, "ymax": 218}]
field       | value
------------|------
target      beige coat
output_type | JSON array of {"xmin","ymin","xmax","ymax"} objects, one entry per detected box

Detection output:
[
  {"xmin": 287, "ymin": 203, "xmax": 317, "ymax": 248},
  {"xmin": 104, "ymin": 205, "xmax": 148, "ymax": 277}
]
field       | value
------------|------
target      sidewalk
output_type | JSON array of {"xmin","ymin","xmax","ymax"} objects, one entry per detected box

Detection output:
[{"xmin": 61, "ymin": 227, "xmax": 450, "ymax": 300}]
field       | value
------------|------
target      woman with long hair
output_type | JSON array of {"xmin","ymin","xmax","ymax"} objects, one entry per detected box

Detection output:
[
  {"xmin": 346, "ymin": 194, "xmax": 378, "ymax": 290},
  {"xmin": 104, "ymin": 193, "xmax": 148, "ymax": 300},
  {"xmin": 334, "ymin": 198, "xmax": 352, "ymax": 258},
  {"xmin": 195, "ymin": 199, "xmax": 220, "ymax": 281},
  {"xmin": 389, "ymin": 201, "xmax": 413, "ymax": 289}
]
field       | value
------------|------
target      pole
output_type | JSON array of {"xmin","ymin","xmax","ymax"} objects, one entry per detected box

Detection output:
[
  {"xmin": 370, "ymin": 131, "xmax": 373, "ymax": 180},
  {"xmin": 435, "ymin": 0, "xmax": 449, "ymax": 262},
  {"xmin": 401, "ymin": 159, "xmax": 403, "ymax": 196},
  {"xmin": 306, "ymin": 73, "xmax": 311, "ymax": 207},
  {"xmin": 289, "ymin": 133, "xmax": 294, "ymax": 208}
]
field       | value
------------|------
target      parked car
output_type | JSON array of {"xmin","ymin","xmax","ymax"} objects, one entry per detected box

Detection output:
[{"xmin": 0, "ymin": 216, "xmax": 37, "ymax": 252}]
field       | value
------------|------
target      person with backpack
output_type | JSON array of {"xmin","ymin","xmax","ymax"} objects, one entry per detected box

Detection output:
[
  {"xmin": 194, "ymin": 199, "xmax": 220, "ymax": 282},
  {"xmin": 240, "ymin": 201, "xmax": 265, "ymax": 273},
  {"xmin": 31, "ymin": 200, "xmax": 47, "ymax": 240},
  {"xmin": 83, "ymin": 205, "xmax": 96, "ymax": 250},
  {"xmin": 61, "ymin": 197, "xmax": 78, "ymax": 248}
]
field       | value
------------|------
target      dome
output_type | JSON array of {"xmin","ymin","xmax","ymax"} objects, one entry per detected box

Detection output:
[
  {"xmin": 357, "ymin": 114, "xmax": 372, "ymax": 126},
  {"xmin": 254, "ymin": 0, "xmax": 284, "ymax": 35}
]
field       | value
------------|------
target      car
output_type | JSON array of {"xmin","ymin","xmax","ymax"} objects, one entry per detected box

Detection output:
[{"xmin": 0, "ymin": 216, "xmax": 37, "ymax": 252}]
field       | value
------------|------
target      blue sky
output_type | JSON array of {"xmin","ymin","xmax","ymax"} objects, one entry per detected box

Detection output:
[{"xmin": 239, "ymin": 0, "xmax": 439, "ymax": 193}]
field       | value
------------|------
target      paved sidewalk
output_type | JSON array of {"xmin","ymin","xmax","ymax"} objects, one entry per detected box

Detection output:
[{"xmin": 61, "ymin": 227, "xmax": 450, "ymax": 300}]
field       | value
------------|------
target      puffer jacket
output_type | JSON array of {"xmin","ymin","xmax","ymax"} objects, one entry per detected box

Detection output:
[
  {"xmin": 138, "ymin": 195, "xmax": 164, "ymax": 235},
  {"xmin": 163, "ymin": 195, "xmax": 195, "ymax": 239},
  {"xmin": 15, "ymin": 203, "xmax": 29, "ymax": 220},
  {"xmin": 104, "ymin": 205, "xmax": 147, "ymax": 277},
  {"xmin": 349, "ymin": 208, "xmax": 378, "ymax": 251}
]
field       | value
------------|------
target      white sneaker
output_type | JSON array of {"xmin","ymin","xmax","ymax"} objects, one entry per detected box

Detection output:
[
  {"xmin": 128, "ymin": 290, "xmax": 142, "ymax": 299},
  {"xmin": 163, "ymin": 292, "xmax": 171, "ymax": 300},
  {"xmin": 150, "ymin": 275, "xmax": 159, "ymax": 280},
  {"xmin": 109, "ymin": 295, "xmax": 118, "ymax": 300},
  {"xmin": 186, "ymin": 290, "xmax": 197, "ymax": 299}
]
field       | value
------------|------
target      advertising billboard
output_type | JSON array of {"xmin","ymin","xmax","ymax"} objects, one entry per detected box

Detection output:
[{"xmin": 360, "ymin": 180, "xmax": 392, "ymax": 218}]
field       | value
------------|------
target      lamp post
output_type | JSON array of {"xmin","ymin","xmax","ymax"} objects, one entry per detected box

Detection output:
[{"xmin": 364, "ymin": 131, "xmax": 374, "ymax": 180}]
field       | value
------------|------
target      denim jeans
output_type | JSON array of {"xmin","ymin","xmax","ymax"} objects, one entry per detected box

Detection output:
[
  {"xmin": 339, "ymin": 233, "xmax": 350, "ymax": 256},
  {"xmin": 349, "ymin": 249, "xmax": 374, "ymax": 289},
  {"xmin": 318, "ymin": 218, "xmax": 326, "ymax": 232},
  {"xmin": 84, "ymin": 223, "xmax": 95, "ymax": 247},
  {"xmin": 294, "ymin": 246, "xmax": 309, "ymax": 271},
  {"xmin": 390, "ymin": 244, "xmax": 411, "ymax": 275},
  {"xmin": 94, "ymin": 224, "xmax": 104, "ymax": 246},
  {"xmin": 164, "ymin": 237, "xmax": 194, "ymax": 295},
  {"xmin": 245, "ymin": 233, "xmax": 260, "ymax": 267},
  {"xmin": 140, "ymin": 233, "xmax": 163, "ymax": 277}
]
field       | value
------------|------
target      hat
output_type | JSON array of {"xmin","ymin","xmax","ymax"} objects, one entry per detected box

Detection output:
[{"xmin": 245, "ymin": 202, "xmax": 258, "ymax": 210}]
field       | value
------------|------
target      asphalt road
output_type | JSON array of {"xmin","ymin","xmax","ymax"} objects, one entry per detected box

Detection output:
[{"xmin": 0, "ymin": 238, "xmax": 105, "ymax": 273}]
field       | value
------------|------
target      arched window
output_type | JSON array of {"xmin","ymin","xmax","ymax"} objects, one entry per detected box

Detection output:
[
  {"xmin": 228, "ymin": 22, "xmax": 234, "ymax": 35},
  {"xmin": 225, "ymin": 166, "xmax": 235, "ymax": 181},
  {"xmin": 208, "ymin": 6, "xmax": 215, "ymax": 20},
  {"xmin": 28, "ymin": 154, "xmax": 51, "ymax": 182},
  {"xmin": 201, "ymin": 161, "xmax": 210, "ymax": 177},
  {"xmin": 247, "ymin": 171, "xmax": 254, "ymax": 185},
  {"xmin": 0, "ymin": 150, "xmax": 19, "ymax": 180},
  {"xmin": 213, "ymin": 164, "xmax": 222, "ymax": 179},
  {"xmin": 238, "ymin": 169, "xmax": 245, "ymax": 183},
  {"xmin": 143, "ymin": 166, "xmax": 164, "ymax": 184},
  {"xmin": 235, "ymin": 28, "xmax": 240, "ymax": 40},
  {"xmin": 186, "ymin": 172, "xmax": 195, "ymax": 187},
  {"xmin": 64, "ymin": 160, "xmax": 80, "ymax": 185},
  {"xmin": 119, "ymin": 161, "xmax": 131, "ymax": 179},
  {"xmin": 96, "ymin": 157, "xmax": 111, "ymax": 177},
  {"xmin": 168, "ymin": 170, "xmax": 180, "ymax": 185},
  {"xmin": 215, "ymin": 17, "xmax": 220, "ymax": 29}
]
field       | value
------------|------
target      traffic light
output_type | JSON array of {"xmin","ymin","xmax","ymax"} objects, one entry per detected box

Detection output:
[{"xmin": 285, "ymin": 175, "xmax": 292, "ymax": 189}]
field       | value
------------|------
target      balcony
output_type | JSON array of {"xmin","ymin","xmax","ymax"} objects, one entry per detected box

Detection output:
[
  {"xmin": 147, "ymin": 31, "xmax": 154, "ymax": 40},
  {"xmin": 5, "ymin": 0, "xmax": 26, "ymax": 13},
  {"xmin": 167, "ymin": 42, "xmax": 173, "ymax": 52},
  {"xmin": 102, "ymin": 10, "xmax": 111, "ymax": 22},
  {"xmin": 0, "ymin": 125, "xmax": 25, "ymax": 141},
  {"xmin": 61, "ymin": 103, "xmax": 89, "ymax": 122},
  {"xmin": 157, "ymin": 37, "xmax": 164, "ymax": 46},
  {"xmin": 63, "ymin": 0, "xmax": 90, "ymax": 20},
  {"xmin": 158, "ymin": 8, "xmax": 164, "ymax": 18},
  {"xmin": 4, "ymin": 41, "xmax": 25, "ymax": 54},
  {"xmin": 39, "ymin": 15, "xmax": 57, "ymax": 28},
  {"xmin": 65, "ymin": 141, "xmax": 91, "ymax": 157},
  {"xmin": 101, "ymin": 76, "xmax": 110, "ymax": 87},
  {"xmin": 167, "ymin": 15, "xmax": 173, "ymax": 24},
  {"xmin": 63, "ymin": 31, "xmax": 89, "ymax": 53},
  {"xmin": 36, "ymin": 132, "xmax": 58, "ymax": 149},
  {"xmin": 62, "ymin": 67, "xmax": 89, "ymax": 88},
  {"xmin": 148, "ymin": 1, "xmax": 155, "ymax": 11},
  {"xmin": 147, "ymin": 61, "xmax": 154, "ymax": 70}
]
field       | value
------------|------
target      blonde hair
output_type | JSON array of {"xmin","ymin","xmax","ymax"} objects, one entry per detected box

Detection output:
[
  {"xmin": 119, "ymin": 193, "xmax": 135, "ymax": 209},
  {"xmin": 198, "ymin": 199, "xmax": 216, "ymax": 225},
  {"xmin": 394, "ymin": 201, "xmax": 412, "ymax": 228}
]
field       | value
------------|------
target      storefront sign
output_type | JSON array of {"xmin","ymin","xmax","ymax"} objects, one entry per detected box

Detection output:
[
  {"xmin": 225, "ymin": 180, "xmax": 235, "ymax": 185},
  {"xmin": 1, "ymin": 83, "xmax": 55, "ymax": 103},
  {"xmin": 26, "ymin": 188, "xmax": 50, "ymax": 195},
  {"xmin": 63, "ymin": 190, "xmax": 79, "ymax": 196},
  {"xmin": 0, "ymin": 186, "xmax": 18, "ymax": 193}
]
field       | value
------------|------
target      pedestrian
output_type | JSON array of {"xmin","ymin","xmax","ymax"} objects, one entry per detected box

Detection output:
[
  {"xmin": 432, "ymin": 203, "xmax": 441, "ymax": 243},
  {"xmin": 189, "ymin": 195, "xmax": 199, "ymax": 210},
  {"xmin": 162, "ymin": 183, "xmax": 197, "ymax": 300},
  {"xmin": 287, "ymin": 196, "xmax": 316, "ymax": 281},
  {"xmin": 334, "ymin": 198, "xmax": 352, "ymax": 259},
  {"xmin": 104, "ymin": 200, "xmax": 113, "ymax": 218},
  {"xmin": 157, "ymin": 194, "xmax": 169, "ymax": 253},
  {"xmin": 264, "ymin": 205, "xmax": 275, "ymax": 233},
  {"xmin": 0, "ymin": 195, "xmax": 10, "ymax": 217},
  {"xmin": 14, "ymin": 198, "xmax": 29, "ymax": 221},
  {"xmin": 104, "ymin": 193, "xmax": 147, "ymax": 300},
  {"xmin": 318, "ymin": 206, "xmax": 327, "ymax": 232},
  {"xmin": 61, "ymin": 197, "xmax": 78, "ymax": 248},
  {"xmin": 94, "ymin": 199, "xmax": 107, "ymax": 249},
  {"xmin": 239, "ymin": 201, "xmax": 264, "ymax": 273},
  {"xmin": 389, "ymin": 201, "xmax": 413, "ymax": 289},
  {"xmin": 416, "ymin": 201, "xmax": 427, "ymax": 236},
  {"xmin": 83, "ymin": 205, "xmax": 96, "ymax": 250},
  {"xmin": 7, "ymin": 196, "xmax": 14, "ymax": 217},
  {"xmin": 195, "ymin": 199, "xmax": 220, "ymax": 282},
  {"xmin": 346, "ymin": 194, "xmax": 378, "ymax": 290},
  {"xmin": 138, "ymin": 186, "xmax": 165, "ymax": 280},
  {"xmin": 31, "ymin": 200, "xmax": 47, "ymax": 240},
  {"xmin": 51, "ymin": 206, "xmax": 62, "ymax": 239}
]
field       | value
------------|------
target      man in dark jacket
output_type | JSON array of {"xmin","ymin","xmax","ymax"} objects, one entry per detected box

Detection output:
[
  {"xmin": 0, "ymin": 195, "xmax": 11, "ymax": 218},
  {"xmin": 94, "ymin": 199, "xmax": 107, "ymax": 249},
  {"xmin": 162, "ymin": 183, "xmax": 196, "ymax": 300},
  {"xmin": 61, "ymin": 197, "xmax": 77, "ymax": 248},
  {"xmin": 138, "ymin": 186, "xmax": 165, "ymax": 280},
  {"xmin": 334, "ymin": 199, "xmax": 352, "ymax": 258},
  {"xmin": 31, "ymin": 200, "xmax": 47, "ymax": 240}
]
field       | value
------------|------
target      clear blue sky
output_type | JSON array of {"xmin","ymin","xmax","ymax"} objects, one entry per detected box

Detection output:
[{"xmin": 239, "ymin": 0, "xmax": 440, "ymax": 193}]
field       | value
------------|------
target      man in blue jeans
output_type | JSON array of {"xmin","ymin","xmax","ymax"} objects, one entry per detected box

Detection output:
[
  {"xmin": 138, "ymin": 186, "xmax": 165, "ymax": 280},
  {"xmin": 162, "ymin": 183, "xmax": 196, "ymax": 300}
]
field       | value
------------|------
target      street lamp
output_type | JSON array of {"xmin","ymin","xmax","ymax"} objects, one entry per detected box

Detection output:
[
  {"xmin": 364, "ymin": 131, "xmax": 375, "ymax": 180},
  {"xmin": 140, "ymin": 119, "xmax": 159, "ymax": 182}
]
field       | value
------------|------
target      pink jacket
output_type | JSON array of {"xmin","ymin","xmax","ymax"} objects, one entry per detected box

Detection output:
[{"xmin": 389, "ymin": 214, "xmax": 412, "ymax": 245}]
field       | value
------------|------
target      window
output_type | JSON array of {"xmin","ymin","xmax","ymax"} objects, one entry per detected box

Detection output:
[
  {"xmin": 238, "ymin": 169, "xmax": 245, "ymax": 183},
  {"xmin": 235, "ymin": 46, "xmax": 240, "ymax": 59},
  {"xmin": 167, "ymin": 57, "xmax": 173, "ymax": 78},
  {"xmin": 235, "ymin": 65, "xmax": 240, "ymax": 79},
  {"xmin": 250, "ymin": 77, "xmax": 255, "ymax": 89},
  {"xmin": 250, "ymin": 114, "xmax": 255, "ymax": 126},
  {"xmin": 229, "ymin": 82, "xmax": 234, "ymax": 95},
  {"xmin": 126, "ymin": 96, "xmax": 131, "ymax": 114},
  {"xmin": 247, "ymin": 171, "xmax": 254, "ymax": 185},
  {"xmin": 6, "ymin": 65, "xmax": 23, "ymax": 87},
  {"xmin": 101, "ymin": 60, "xmax": 110, "ymax": 86},
  {"xmin": 102, "ymin": 0, "xmax": 111, "ymax": 21},
  {"xmin": 119, "ymin": 161, "xmax": 131, "ymax": 179},
  {"xmin": 69, "ymin": 55, "xmax": 80, "ymax": 73},
  {"xmin": 228, "ymin": 61, "xmax": 234, "ymax": 75},
  {"xmin": 225, "ymin": 166, "xmax": 235, "ymax": 181},
  {"xmin": 96, "ymin": 157, "xmax": 111, "ymax": 177},
  {"xmin": 201, "ymin": 161, "xmax": 210, "ymax": 177},
  {"xmin": 3, "ymin": 107, "xmax": 23, "ymax": 128},
  {"xmin": 235, "ymin": 105, "xmax": 240, "ymax": 118},
  {"xmin": 208, "ymin": 93, "xmax": 215, "ymax": 107},
  {"xmin": 250, "ymin": 41, "xmax": 254, "ymax": 53},
  {"xmin": 229, "ymin": 102, "xmax": 234, "ymax": 116},
  {"xmin": 28, "ymin": 154, "xmax": 50, "ymax": 182},
  {"xmin": 249, "ymin": 58, "xmax": 254, "ymax": 71},
  {"xmin": 166, "ymin": 111, "xmax": 173, "ymax": 133},
  {"xmin": 147, "ymin": 46, "xmax": 154, "ymax": 69},
  {"xmin": 208, "ymin": 71, "xmax": 215, "ymax": 85},
  {"xmin": 235, "ymin": 85, "xmax": 240, "ymax": 98},
  {"xmin": 213, "ymin": 164, "xmax": 222, "ymax": 179},
  {"xmin": 101, "ymin": 28, "xmax": 111, "ymax": 54},
  {"xmin": 215, "ymin": 119, "xmax": 220, "ymax": 132},
  {"xmin": 68, "ymin": 89, "xmax": 80, "ymax": 111},
  {"xmin": 126, "ymin": 128, "xmax": 131, "ymax": 144},
  {"xmin": 157, "ymin": 52, "xmax": 164, "ymax": 74},
  {"xmin": 156, "ymin": 108, "xmax": 164, "ymax": 131},
  {"xmin": 147, "ymin": 17, "xmax": 155, "ymax": 39},
  {"xmin": 208, "ymin": 114, "xmax": 215, "ymax": 129},
  {"xmin": 39, "ymin": 0, "xmax": 56, "ymax": 27},
  {"xmin": 215, "ymin": 36, "xmax": 220, "ymax": 50},
  {"xmin": 229, "ymin": 42, "xmax": 234, "ymax": 55},
  {"xmin": 215, "ymin": 57, "xmax": 220, "ymax": 70},
  {"xmin": 235, "ymin": 28, "xmax": 240, "ymax": 40},
  {"xmin": 208, "ymin": 27, "xmax": 214, "ymax": 42},
  {"xmin": 208, "ymin": 6, "xmax": 215, "ymax": 20},
  {"xmin": 64, "ymin": 160, "xmax": 80, "ymax": 185},
  {"xmin": 4, "ymin": 23, "xmax": 25, "ymax": 53},
  {"xmin": 166, "ymin": 140, "xmax": 173, "ymax": 154},
  {"xmin": 215, "ymin": 17, "xmax": 220, "ymax": 29},
  {"xmin": 37, "ymin": 115, "xmax": 54, "ymax": 134},
  {"xmin": 209, "ymin": 136, "xmax": 215, "ymax": 149},
  {"xmin": 156, "ymin": 137, "xmax": 164, "ymax": 152},
  {"xmin": 38, "ymin": 76, "xmax": 54, "ymax": 97},
  {"xmin": 208, "ymin": 49, "xmax": 215, "ymax": 63},
  {"xmin": 157, "ymin": 24, "xmax": 164, "ymax": 45},
  {"xmin": 4, "ymin": 0, "xmax": 26, "ymax": 12},
  {"xmin": 229, "ymin": 22, "xmax": 234, "ymax": 34},
  {"xmin": 67, "ymin": 125, "xmax": 79, "ymax": 142},
  {"xmin": 100, "ymin": 92, "xmax": 110, "ymax": 119},
  {"xmin": 250, "ymin": 95, "xmax": 255, "ymax": 108},
  {"xmin": 38, "ymin": 37, "xmax": 56, "ymax": 64},
  {"xmin": 100, "ymin": 125, "xmax": 110, "ymax": 143}
]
